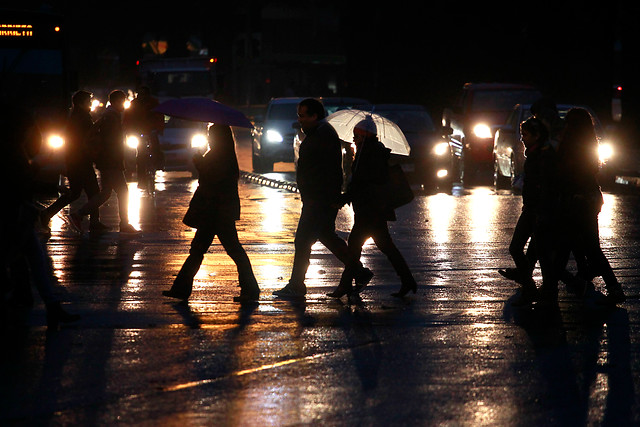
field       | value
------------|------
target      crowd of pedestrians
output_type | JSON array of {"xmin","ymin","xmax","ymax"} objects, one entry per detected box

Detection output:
[
  {"xmin": 499, "ymin": 99, "xmax": 626, "ymax": 306},
  {"xmin": 1, "ymin": 93, "xmax": 627, "ymax": 330}
]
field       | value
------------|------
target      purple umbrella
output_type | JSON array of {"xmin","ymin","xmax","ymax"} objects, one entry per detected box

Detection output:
[{"xmin": 154, "ymin": 97, "xmax": 253, "ymax": 128}]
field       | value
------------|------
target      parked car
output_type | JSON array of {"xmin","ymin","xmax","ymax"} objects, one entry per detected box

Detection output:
[
  {"xmin": 373, "ymin": 104, "xmax": 461, "ymax": 191},
  {"xmin": 493, "ymin": 103, "xmax": 615, "ymax": 190},
  {"xmin": 442, "ymin": 83, "xmax": 542, "ymax": 177}
]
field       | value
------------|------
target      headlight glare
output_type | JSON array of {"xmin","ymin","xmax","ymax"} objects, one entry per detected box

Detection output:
[
  {"xmin": 265, "ymin": 129, "xmax": 284, "ymax": 143},
  {"xmin": 47, "ymin": 134, "xmax": 64, "ymax": 150},
  {"xmin": 598, "ymin": 142, "xmax": 614, "ymax": 163},
  {"xmin": 191, "ymin": 134, "xmax": 208, "ymax": 149},
  {"xmin": 434, "ymin": 142, "xmax": 449, "ymax": 156},
  {"xmin": 473, "ymin": 123, "xmax": 492, "ymax": 139},
  {"xmin": 126, "ymin": 135, "xmax": 139, "ymax": 149}
]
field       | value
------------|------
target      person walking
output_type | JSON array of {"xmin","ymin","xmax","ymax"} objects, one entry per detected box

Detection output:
[
  {"xmin": 124, "ymin": 86, "xmax": 164, "ymax": 189},
  {"xmin": 2, "ymin": 101, "xmax": 80, "ymax": 328},
  {"xmin": 40, "ymin": 90, "xmax": 108, "ymax": 232},
  {"xmin": 162, "ymin": 124, "xmax": 259, "ymax": 302},
  {"xmin": 554, "ymin": 108, "xmax": 625, "ymax": 305},
  {"xmin": 327, "ymin": 118, "xmax": 416, "ymax": 299},
  {"xmin": 273, "ymin": 98, "xmax": 372, "ymax": 298},
  {"xmin": 498, "ymin": 117, "xmax": 549, "ymax": 305},
  {"xmin": 69, "ymin": 90, "xmax": 138, "ymax": 233}
]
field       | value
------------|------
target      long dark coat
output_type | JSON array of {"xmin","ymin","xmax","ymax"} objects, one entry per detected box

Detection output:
[
  {"xmin": 349, "ymin": 137, "xmax": 396, "ymax": 221},
  {"xmin": 92, "ymin": 106, "xmax": 125, "ymax": 171},
  {"xmin": 182, "ymin": 144, "xmax": 240, "ymax": 229},
  {"xmin": 296, "ymin": 120, "xmax": 343, "ymax": 205},
  {"xmin": 64, "ymin": 108, "xmax": 94, "ymax": 169}
]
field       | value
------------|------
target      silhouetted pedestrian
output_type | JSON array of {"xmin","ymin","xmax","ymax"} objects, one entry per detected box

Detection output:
[
  {"xmin": 328, "ymin": 117, "xmax": 416, "ymax": 299},
  {"xmin": 162, "ymin": 124, "xmax": 259, "ymax": 302},
  {"xmin": 273, "ymin": 98, "xmax": 372, "ymax": 298},
  {"xmin": 555, "ymin": 108, "xmax": 625, "ymax": 305},
  {"xmin": 1, "ymin": 101, "xmax": 80, "ymax": 328},
  {"xmin": 40, "ymin": 90, "xmax": 108, "ymax": 232},
  {"xmin": 124, "ymin": 86, "xmax": 164, "ymax": 188},
  {"xmin": 69, "ymin": 90, "xmax": 138, "ymax": 233},
  {"xmin": 499, "ymin": 117, "xmax": 549, "ymax": 305}
]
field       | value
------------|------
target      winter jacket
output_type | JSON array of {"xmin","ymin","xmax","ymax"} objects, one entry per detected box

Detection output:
[
  {"xmin": 182, "ymin": 146, "xmax": 240, "ymax": 229},
  {"xmin": 92, "ymin": 106, "xmax": 125, "ymax": 171},
  {"xmin": 296, "ymin": 119, "xmax": 343, "ymax": 205},
  {"xmin": 64, "ymin": 108, "xmax": 94, "ymax": 169},
  {"xmin": 349, "ymin": 137, "xmax": 396, "ymax": 221}
]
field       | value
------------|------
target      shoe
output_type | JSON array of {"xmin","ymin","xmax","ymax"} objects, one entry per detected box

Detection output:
[
  {"xmin": 273, "ymin": 284, "xmax": 306, "ymax": 298},
  {"xmin": 162, "ymin": 289, "xmax": 190, "ymax": 301},
  {"xmin": 498, "ymin": 268, "xmax": 519, "ymax": 281},
  {"xmin": 511, "ymin": 286, "xmax": 538, "ymax": 307},
  {"xmin": 90, "ymin": 221, "xmax": 110, "ymax": 232},
  {"xmin": 233, "ymin": 290, "xmax": 260, "ymax": 303},
  {"xmin": 119, "ymin": 223, "xmax": 139, "ymax": 233},
  {"xmin": 68, "ymin": 213, "xmax": 83, "ymax": 233},
  {"xmin": 46, "ymin": 302, "xmax": 80, "ymax": 329},
  {"xmin": 353, "ymin": 268, "xmax": 373, "ymax": 293},
  {"xmin": 234, "ymin": 282, "xmax": 260, "ymax": 302},
  {"xmin": 354, "ymin": 267, "xmax": 373, "ymax": 286},
  {"xmin": 327, "ymin": 283, "xmax": 353, "ymax": 298},
  {"xmin": 391, "ymin": 279, "xmax": 417, "ymax": 298},
  {"xmin": 536, "ymin": 285, "xmax": 558, "ymax": 307},
  {"xmin": 596, "ymin": 289, "xmax": 626, "ymax": 306}
]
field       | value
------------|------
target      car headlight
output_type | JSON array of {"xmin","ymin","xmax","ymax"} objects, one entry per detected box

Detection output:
[
  {"xmin": 191, "ymin": 134, "xmax": 208, "ymax": 149},
  {"xmin": 598, "ymin": 141, "xmax": 614, "ymax": 163},
  {"xmin": 126, "ymin": 135, "xmax": 140, "ymax": 149},
  {"xmin": 472, "ymin": 123, "xmax": 492, "ymax": 139},
  {"xmin": 434, "ymin": 142, "xmax": 449, "ymax": 156},
  {"xmin": 47, "ymin": 134, "xmax": 65, "ymax": 150},
  {"xmin": 265, "ymin": 129, "xmax": 284, "ymax": 143},
  {"xmin": 90, "ymin": 99, "xmax": 103, "ymax": 112}
]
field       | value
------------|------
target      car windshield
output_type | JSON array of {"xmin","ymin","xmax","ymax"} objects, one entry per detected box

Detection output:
[
  {"xmin": 375, "ymin": 110, "xmax": 436, "ymax": 133},
  {"xmin": 163, "ymin": 116, "xmax": 206, "ymax": 129},
  {"xmin": 471, "ymin": 90, "xmax": 541, "ymax": 112},
  {"xmin": 268, "ymin": 103, "xmax": 299, "ymax": 120}
]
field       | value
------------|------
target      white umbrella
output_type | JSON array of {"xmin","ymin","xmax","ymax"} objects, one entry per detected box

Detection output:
[{"xmin": 326, "ymin": 109, "xmax": 410, "ymax": 156}]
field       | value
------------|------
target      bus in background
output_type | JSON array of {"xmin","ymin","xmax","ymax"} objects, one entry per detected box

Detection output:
[{"xmin": 1, "ymin": 8, "xmax": 74, "ymax": 187}]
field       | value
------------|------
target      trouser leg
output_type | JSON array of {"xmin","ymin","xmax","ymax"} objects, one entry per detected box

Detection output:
[
  {"xmin": 216, "ymin": 221, "xmax": 257, "ymax": 288},
  {"xmin": 509, "ymin": 209, "xmax": 536, "ymax": 277},
  {"xmin": 339, "ymin": 220, "xmax": 369, "ymax": 288},
  {"xmin": 171, "ymin": 228, "xmax": 213, "ymax": 296},
  {"xmin": 370, "ymin": 220, "xmax": 414, "ymax": 285}
]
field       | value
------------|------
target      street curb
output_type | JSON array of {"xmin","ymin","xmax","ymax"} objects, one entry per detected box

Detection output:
[{"xmin": 240, "ymin": 171, "xmax": 299, "ymax": 193}]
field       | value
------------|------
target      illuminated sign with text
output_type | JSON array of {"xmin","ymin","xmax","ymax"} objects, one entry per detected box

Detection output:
[{"xmin": 0, "ymin": 24, "xmax": 34, "ymax": 37}]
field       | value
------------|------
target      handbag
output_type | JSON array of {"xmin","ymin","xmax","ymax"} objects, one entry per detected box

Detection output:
[{"xmin": 382, "ymin": 163, "xmax": 414, "ymax": 209}]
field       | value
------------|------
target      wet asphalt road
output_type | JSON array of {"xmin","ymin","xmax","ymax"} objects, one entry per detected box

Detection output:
[{"xmin": 2, "ymin": 134, "xmax": 640, "ymax": 426}]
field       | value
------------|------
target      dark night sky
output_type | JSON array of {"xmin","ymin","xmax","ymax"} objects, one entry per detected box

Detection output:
[{"xmin": 18, "ymin": 1, "xmax": 640, "ymax": 131}]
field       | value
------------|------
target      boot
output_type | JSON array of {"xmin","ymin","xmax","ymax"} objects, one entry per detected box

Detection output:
[
  {"xmin": 234, "ymin": 269, "xmax": 260, "ymax": 302},
  {"xmin": 512, "ymin": 284, "xmax": 538, "ymax": 307},
  {"xmin": 46, "ymin": 302, "xmax": 80, "ymax": 329},
  {"xmin": 162, "ymin": 254, "xmax": 202, "ymax": 300},
  {"xmin": 392, "ymin": 275, "xmax": 417, "ymax": 298}
]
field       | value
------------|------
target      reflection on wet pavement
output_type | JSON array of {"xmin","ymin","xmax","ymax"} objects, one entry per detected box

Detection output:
[{"xmin": 3, "ymin": 167, "xmax": 638, "ymax": 425}]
